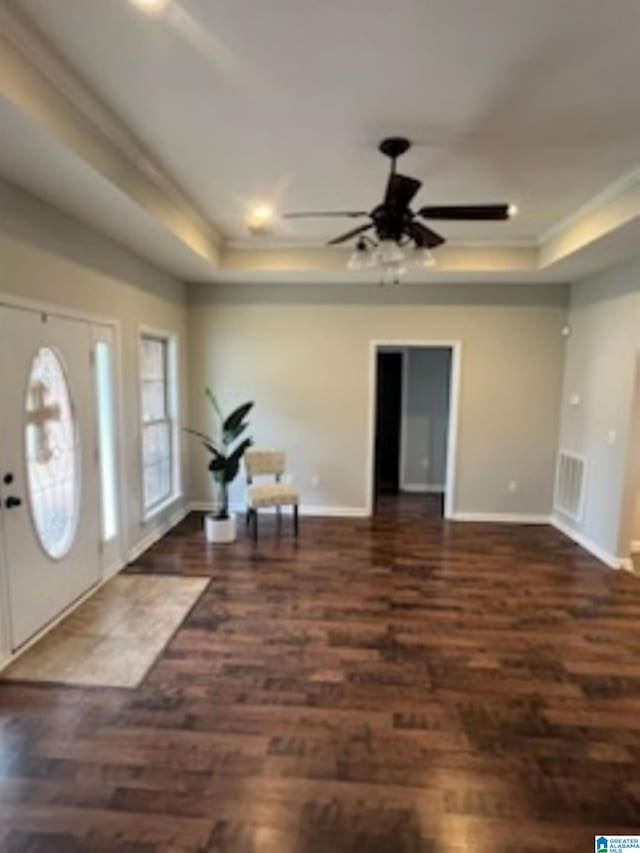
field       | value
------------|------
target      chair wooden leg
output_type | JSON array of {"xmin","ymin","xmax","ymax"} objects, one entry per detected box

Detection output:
[
  {"xmin": 246, "ymin": 508, "xmax": 251, "ymax": 529},
  {"xmin": 253, "ymin": 508, "xmax": 259, "ymax": 543},
  {"xmin": 293, "ymin": 503, "xmax": 299, "ymax": 537}
]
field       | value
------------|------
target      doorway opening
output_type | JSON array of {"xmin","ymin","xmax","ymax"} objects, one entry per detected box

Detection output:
[
  {"xmin": 625, "ymin": 355, "xmax": 640, "ymax": 571},
  {"xmin": 369, "ymin": 342, "xmax": 460, "ymax": 519}
]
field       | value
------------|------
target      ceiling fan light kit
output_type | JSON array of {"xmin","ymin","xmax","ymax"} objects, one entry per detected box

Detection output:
[
  {"xmin": 281, "ymin": 137, "xmax": 515, "ymax": 281},
  {"xmin": 347, "ymin": 237, "xmax": 436, "ymax": 279}
]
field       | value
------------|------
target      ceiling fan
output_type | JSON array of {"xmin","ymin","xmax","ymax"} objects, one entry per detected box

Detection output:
[{"xmin": 281, "ymin": 137, "xmax": 516, "ymax": 273}]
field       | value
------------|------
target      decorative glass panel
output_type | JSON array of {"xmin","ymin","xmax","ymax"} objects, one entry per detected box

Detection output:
[
  {"xmin": 95, "ymin": 342, "xmax": 118, "ymax": 542},
  {"xmin": 25, "ymin": 347, "xmax": 80, "ymax": 559}
]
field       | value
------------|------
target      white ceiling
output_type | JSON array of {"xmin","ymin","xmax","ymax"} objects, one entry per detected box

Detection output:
[
  {"xmin": 15, "ymin": 0, "xmax": 640, "ymax": 247},
  {"xmin": 0, "ymin": 95, "xmax": 216, "ymax": 278}
]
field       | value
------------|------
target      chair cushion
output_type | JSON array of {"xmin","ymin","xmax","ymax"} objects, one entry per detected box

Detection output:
[
  {"xmin": 245, "ymin": 450, "xmax": 285, "ymax": 477},
  {"xmin": 248, "ymin": 483, "xmax": 299, "ymax": 508}
]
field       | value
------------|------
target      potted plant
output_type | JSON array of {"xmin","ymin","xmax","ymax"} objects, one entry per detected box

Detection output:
[{"xmin": 186, "ymin": 389, "xmax": 254, "ymax": 543}]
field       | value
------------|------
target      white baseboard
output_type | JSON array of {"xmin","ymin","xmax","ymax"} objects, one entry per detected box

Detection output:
[
  {"xmin": 550, "ymin": 515, "xmax": 622, "ymax": 570},
  {"xmin": 298, "ymin": 504, "xmax": 368, "ymax": 518},
  {"xmin": 189, "ymin": 501, "xmax": 367, "ymax": 518},
  {"xmin": 127, "ymin": 504, "xmax": 189, "ymax": 564},
  {"xmin": 103, "ymin": 558, "xmax": 125, "ymax": 581},
  {"xmin": 401, "ymin": 483, "xmax": 445, "ymax": 494},
  {"xmin": 451, "ymin": 512, "xmax": 550, "ymax": 524}
]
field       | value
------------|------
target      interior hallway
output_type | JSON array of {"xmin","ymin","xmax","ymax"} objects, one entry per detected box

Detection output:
[{"xmin": 1, "ymin": 510, "xmax": 639, "ymax": 850}]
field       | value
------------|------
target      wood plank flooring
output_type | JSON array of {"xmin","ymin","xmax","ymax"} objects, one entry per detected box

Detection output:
[{"xmin": 1, "ymin": 495, "xmax": 640, "ymax": 852}]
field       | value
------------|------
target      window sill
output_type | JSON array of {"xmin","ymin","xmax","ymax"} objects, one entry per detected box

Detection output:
[{"xmin": 142, "ymin": 493, "xmax": 183, "ymax": 526}]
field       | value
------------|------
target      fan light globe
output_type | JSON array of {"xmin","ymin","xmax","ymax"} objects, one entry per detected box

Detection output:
[
  {"xmin": 347, "ymin": 239, "xmax": 375, "ymax": 271},
  {"xmin": 508, "ymin": 203, "xmax": 519, "ymax": 217},
  {"xmin": 409, "ymin": 247, "xmax": 436, "ymax": 269},
  {"xmin": 376, "ymin": 239, "xmax": 405, "ymax": 265}
]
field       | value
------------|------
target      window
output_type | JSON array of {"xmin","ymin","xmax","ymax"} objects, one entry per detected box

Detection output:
[
  {"xmin": 95, "ymin": 341, "xmax": 118, "ymax": 542},
  {"xmin": 140, "ymin": 332, "xmax": 179, "ymax": 516}
]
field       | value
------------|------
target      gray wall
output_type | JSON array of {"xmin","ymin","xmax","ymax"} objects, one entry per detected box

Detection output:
[
  {"xmin": 402, "ymin": 347, "xmax": 451, "ymax": 491},
  {"xmin": 0, "ymin": 179, "xmax": 189, "ymax": 558},
  {"xmin": 556, "ymin": 255, "xmax": 640, "ymax": 560},
  {"xmin": 188, "ymin": 282, "xmax": 568, "ymax": 518}
]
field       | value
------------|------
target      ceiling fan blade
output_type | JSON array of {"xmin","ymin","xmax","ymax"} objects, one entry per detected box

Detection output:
[
  {"xmin": 328, "ymin": 223, "xmax": 373, "ymax": 245},
  {"xmin": 282, "ymin": 210, "xmax": 368, "ymax": 219},
  {"xmin": 384, "ymin": 173, "xmax": 422, "ymax": 208},
  {"xmin": 407, "ymin": 221, "xmax": 445, "ymax": 249},
  {"xmin": 418, "ymin": 204, "xmax": 509, "ymax": 221}
]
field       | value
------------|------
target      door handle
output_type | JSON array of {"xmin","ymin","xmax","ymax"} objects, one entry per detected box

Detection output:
[{"xmin": 5, "ymin": 496, "xmax": 22, "ymax": 509}]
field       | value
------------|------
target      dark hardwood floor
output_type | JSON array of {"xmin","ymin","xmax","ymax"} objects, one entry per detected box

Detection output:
[{"xmin": 1, "ymin": 495, "xmax": 640, "ymax": 851}]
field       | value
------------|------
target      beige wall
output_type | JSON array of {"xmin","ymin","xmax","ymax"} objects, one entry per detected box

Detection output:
[
  {"xmin": 557, "ymin": 256, "xmax": 640, "ymax": 560},
  {"xmin": 0, "ymin": 179, "xmax": 189, "ymax": 559},
  {"xmin": 188, "ymin": 283, "xmax": 567, "ymax": 518}
]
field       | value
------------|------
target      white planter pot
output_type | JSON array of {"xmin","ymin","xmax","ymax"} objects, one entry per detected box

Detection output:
[{"xmin": 204, "ymin": 512, "xmax": 237, "ymax": 544}]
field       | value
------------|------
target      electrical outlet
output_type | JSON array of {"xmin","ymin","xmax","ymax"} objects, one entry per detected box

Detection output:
[
  {"xmin": 311, "ymin": 474, "xmax": 319, "ymax": 487},
  {"xmin": 508, "ymin": 480, "xmax": 519, "ymax": 494},
  {"xmin": 421, "ymin": 457, "xmax": 429, "ymax": 469}
]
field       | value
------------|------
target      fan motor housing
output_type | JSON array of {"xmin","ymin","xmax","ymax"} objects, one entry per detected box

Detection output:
[
  {"xmin": 379, "ymin": 137, "xmax": 412, "ymax": 160},
  {"xmin": 372, "ymin": 204, "xmax": 412, "ymax": 242}
]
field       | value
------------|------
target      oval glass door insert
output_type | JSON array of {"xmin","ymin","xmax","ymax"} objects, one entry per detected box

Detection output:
[{"xmin": 25, "ymin": 347, "xmax": 80, "ymax": 559}]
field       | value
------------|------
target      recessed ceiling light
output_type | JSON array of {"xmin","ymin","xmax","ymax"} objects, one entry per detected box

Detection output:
[
  {"xmin": 130, "ymin": 0, "xmax": 170, "ymax": 15},
  {"xmin": 508, "ymin": 203, "xmax": 519, "ymax": 218},
  {"xmin": 246, "ymin": 204, "xmax": 275, "ymax": 234}
]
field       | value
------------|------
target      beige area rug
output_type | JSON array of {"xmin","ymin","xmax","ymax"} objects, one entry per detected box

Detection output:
[{"xmin": 3, "ymin": 575, "xmax": 208, "ymax": 688}]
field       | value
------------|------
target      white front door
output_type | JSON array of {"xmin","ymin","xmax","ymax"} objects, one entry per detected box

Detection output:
[{"xmin": 0, "ymin": 306, "xmax": 101, "ymax": 649}]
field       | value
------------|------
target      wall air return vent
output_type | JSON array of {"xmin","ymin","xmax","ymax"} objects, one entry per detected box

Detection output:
[{"xmin": 554, "ymin": 450, "xmax": 587, "ymax": 523}]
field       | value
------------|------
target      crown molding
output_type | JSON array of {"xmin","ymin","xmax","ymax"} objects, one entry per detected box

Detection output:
[
  {"xmin": 539, "ymin": 167, "xmax": 640, "ymax": 245},
  {"xmin": 0, "ymin": 0, "xmax": 222, "ymax": 263}
]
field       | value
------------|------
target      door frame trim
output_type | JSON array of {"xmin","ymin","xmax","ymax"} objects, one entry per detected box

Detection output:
[
  {"xmin": 366, "ymin": 339, "xmax": 462, "ymax": 519},
  {"xmin": 0, "ymin": 292, "xmax": 126, "ymax": 655},
  {"xmin": 0, "ymin": 291, "xmax": 122, "ymax": 328}
]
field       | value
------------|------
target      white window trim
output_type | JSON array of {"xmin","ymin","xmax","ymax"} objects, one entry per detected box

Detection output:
[{"xmin": 138, "ymin": 325, "xmax": 182, "ymax": 524}]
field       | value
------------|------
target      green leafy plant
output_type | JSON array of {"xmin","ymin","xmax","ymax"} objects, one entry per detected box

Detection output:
[{"xmin": 185, "ymin": 389, "xmax": 254, "ymax": 520}]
